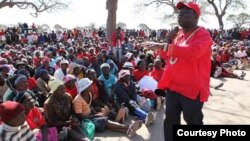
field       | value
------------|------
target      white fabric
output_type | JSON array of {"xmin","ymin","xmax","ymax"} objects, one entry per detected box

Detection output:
[
  {"xmin": 235, "ymin": 50, "xmax": 247, "ymax": 58},
  {"xmin": 138, "ymin": 76, "xmax": 158, "ymax": 92},
  {"xmin": 54, "ymin": 68, "xmax": 67, "ymax": 81}
]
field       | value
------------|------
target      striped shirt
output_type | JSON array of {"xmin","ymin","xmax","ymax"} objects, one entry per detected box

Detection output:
[{"xmin": 0, "ymin": 122, "xmax": 36, "ymax": 141}]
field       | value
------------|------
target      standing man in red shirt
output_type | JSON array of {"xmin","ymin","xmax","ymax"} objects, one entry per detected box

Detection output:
[
  {"xmin": 142, "ymin": 2, "xmax": 212, "ymax": 141},
  {"xmin": 111, "ymin": 27, "xmax": 125, "ymax": 62}
]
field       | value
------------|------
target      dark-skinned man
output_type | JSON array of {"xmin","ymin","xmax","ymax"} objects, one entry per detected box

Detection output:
[{"xmin": 142, "ymin": 2, "xmax": 213, "ymax": 141}]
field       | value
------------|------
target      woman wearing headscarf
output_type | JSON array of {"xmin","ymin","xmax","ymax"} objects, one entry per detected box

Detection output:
[
  {"xmin": 14, "ymin": 92, "xmax": 50, "ymax": 141},
  {"xmin": 44, "ymin": 78, "xmax": 89, "ymax": 141},
  {"xmin": 107, "ymin": 59, "xmax": 118, "ymax": 76},
  {"xmin": 64, "ymin": 74, "xmax": 78, "ymax": 99},
  {"xmin": 73, "ymin": 78, "xmax": 142, "ymax": 138},
  {"xmin": 0, "ymin": 101, "xmax": 36, "ymax": 141},
  {"xmin": 35, "ymin": 57, "xmax": 55, "ymax": 78},
  {"xmin": 3, "ymin": 74, "xmax": 37, "ymax": 105},
  {"xmin": 86, "ymin": 68, "xmax": 127, "ymax": 123},
  {"xmin": 114, "ymin": 70, "xmax": 155, "ymax": 126}
]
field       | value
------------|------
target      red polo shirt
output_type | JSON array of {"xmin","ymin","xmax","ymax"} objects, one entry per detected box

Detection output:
[{"xmin": 158, "ymin": 27, "xmax": 212, "ymax": 102}]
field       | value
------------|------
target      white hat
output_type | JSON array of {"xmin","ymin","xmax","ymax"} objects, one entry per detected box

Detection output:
[
  {"xmin": 48, "ymin": 78, "xmax": 64, "ymax": 92},
  {"xmin": 123, "ymin": 62, "xmax": 134, "ymax": 69},
  {"xmin": 78, "ymin": 78, "xmax": 93, "ymax": 94},
  {"xmin": 125, "ymin": 52, "xmax": 133, "ymax": 59},
  {"xmin": 60, "ymin": 59, "xmax": 69, "ymax": 65},
  {"xmin": 118, "ymin": 69, "xmax": 130, "ymax": 79},
  {"xmin": 100, "ymin": 63, "xmax": 110, "ymax": 70}
]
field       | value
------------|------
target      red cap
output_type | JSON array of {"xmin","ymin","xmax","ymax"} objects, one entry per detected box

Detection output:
[
  {"xmin": 0, "ymin": 101, "xmax": 25, "ymax": 123},
  {"xmin": 176, "ymin": 2, "xmax": 201, "ymax": 17}
]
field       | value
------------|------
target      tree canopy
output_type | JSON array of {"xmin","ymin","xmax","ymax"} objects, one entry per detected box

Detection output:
[
  {"xmin": 137, "ymin": 0, "xmax": 247, "ymax": 29},
  {"xmin": 227, "ymin": 13, "xmax": 250, "ymax": 29}
]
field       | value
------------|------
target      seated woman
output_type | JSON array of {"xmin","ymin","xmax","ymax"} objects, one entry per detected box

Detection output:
[
  {"xmin": 0, "ymin": 101, "xmax": 36, "ymax": 141},
  {"xmin": 149, "ymin": 59, "xmax": 165, "ymax": 110},
  {"xmin": 14, "ymin": 92, "xmax": 51, "ymax": 141},
  {"xmin": 16, "ymin": 69, "xmax": 37, "ymax": 92},
  {"xmin": 114, "ymin": 70, "xmax": 155, "ymax": 126},
  {"xmin": 149, "ymin": 59, "xmax": 164, "ymax": 82},
  {"xmin": 107, "ymin": 59, "xmax": 118, "ymax": 76},
  {"xmin": 64, "ymin": 74, "xmax": 78, "ymax": 99},
  {"xmin": 86, "ymin": 68, "xmax": 126, "ymax": 123},
  {"xmin": 133, "ymin": 60, "xmax": 149, "ymax": 82},
  {"xmin": 98, "ymin": 63, "xmax": 116, "ymax": 100},
  {"xmin": 211, "ymin": 53, "xmax": 246, "ymax": 79},
  {"xmin": 73, "ymin": 78, "xmax": 142, "ymax": 138},
  {"xmin": 36, "ymin": 69, "xmax": 51, "ymax": 99},
  {"xmin": 44, "ymin": 78, "xmax": 89, "ymax": 141},
  {"xmin": 3, "ymin": 74, "xmax": 38, "ymax": 106}
]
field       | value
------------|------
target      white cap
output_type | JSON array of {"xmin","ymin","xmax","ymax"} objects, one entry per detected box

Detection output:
[
  {"xmin": 123, "ymin": 62, "xmax": 134, "ymax": 69},
  {"xmin": 78, "ymin": 78, "xmax": 93, "ymax": 94},
  {"xmin": 118, "ymin": 69, "xmax": 130, "ymax": 79},
  {"xmin": 60, "ymin": 59, "xmax": 69, "ymax": 65},
  {"xmin": 125, "ymin": 52, "xmax": 133, "ymax": 59},
  {"xmin": 100, "ymin": 63, "xmax": 110, "ymax": 70}
]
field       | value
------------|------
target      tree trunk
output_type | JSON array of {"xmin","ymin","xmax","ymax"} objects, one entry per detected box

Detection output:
[
  {"xmin": 106, "ymin": 0, "xmax": 118, "ymax": 45},
  {"xmin": 217, "ymin": 15, "xmax": 224, "ymax": 30}
]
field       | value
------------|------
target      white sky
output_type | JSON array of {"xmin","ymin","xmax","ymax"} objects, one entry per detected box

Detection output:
[{"xmin": 0, "ymin": 0, "xmax": 248, "ymax": 29}]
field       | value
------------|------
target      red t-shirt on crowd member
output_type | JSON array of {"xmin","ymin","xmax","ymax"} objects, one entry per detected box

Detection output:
[
  {"xmin": 90, "ymin": 82, "xmax": 99, "ymax": 100},
  {"xmin": 26, "ymin": 107, "xmax": 46, "ymax": 130},
  {"xmin": 111, "ymin": 31, "xmax": 125, "ymax": 47},
  {"xmin": 133, "ymin": 69, "xmax": 149, "ymax": 82},
  {"xmin": 220, "ymin": 53, "xmax": 230, "ymax": 63},
  {"xmin": 158, "ymin": 27, "xmax": 213, "ymax": 102},
  {"xmin": 150, "ymin": 68, "xmax": 164, "ymax": 82},
  {"xmin": 28, "ymin": 77, "xmax": 37, "ymax": 91},
  {"xmin": 33, "ymin": 57, "xmax": 41, "ymax": 68},
  {"xmin": 65, "ymin": 86, "xmax": 78, "ymax": 99}
]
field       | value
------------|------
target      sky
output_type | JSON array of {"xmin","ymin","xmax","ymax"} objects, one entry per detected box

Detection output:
[{"xmin": 0, "ymin": 0, "xmax": 248, "ymax": 30}]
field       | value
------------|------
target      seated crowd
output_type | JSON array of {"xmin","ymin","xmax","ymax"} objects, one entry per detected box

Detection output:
[{"xmin": 0, "ymin": 25, "xmax": 250, "ymax": 141}]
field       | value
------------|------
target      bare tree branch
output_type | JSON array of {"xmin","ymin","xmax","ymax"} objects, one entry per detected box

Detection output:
[{"xmin": 0, "ymin": 0, "xmax": 71, "ymax": 17}]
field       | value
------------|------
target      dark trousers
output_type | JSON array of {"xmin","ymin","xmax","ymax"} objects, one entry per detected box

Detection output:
[{"xmin": 164, "ymin": 90, "xmax": 204, "ymax": 141}]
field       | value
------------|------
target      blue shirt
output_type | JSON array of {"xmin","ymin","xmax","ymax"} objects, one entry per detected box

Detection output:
[{"xmin": 98, "ymin": 74, "xmax": 117, "ymax": 97}]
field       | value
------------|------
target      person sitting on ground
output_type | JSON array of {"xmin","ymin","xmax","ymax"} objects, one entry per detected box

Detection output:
[
  {"xmin": 73, "ymin": 78, "xmax": 142, "ymax": 138},
  {"xmin": 149, "ymin": 59, "xmax": 164, "ymax": 82},
  {"xmin": 86, "ymin": 68, "xmax": 127, "ymax": 123},
  {"xmin": 36, "ymin": 69, "xmax": 51, "ymax": 99},
  {"xmin": 0, "ymin": 72, "xmax": 8, "ymax": 103},
  {"xmin": 211, "ymin": 52, "xmax": 246, "ymax": 79},
  {"xmin": 3, "ymin": 74, "xmax": 38, "ymax": 105},
  {"xmin": 107, "ymin": 59, "xmax": 118, "ymax": 76},
  {"xmin": 114, "ymin": 70, "xmax": 156, "ymax": 126},
  {"xmin": 35, "ymin": 57, "xmax": 55, "ymax": 78},
  {"xmin": 16, "ymin": 69, "xmax": 37, "ymax": 92},
  {"xmin": 0, "ymin": 101, "xmax": 36, "ymax": 141},
  {"xmin": 64, "ymin": 74, "xmax": 78, "ymax": 99},
  {"xmin": 133, "ymin": 60, "xmax": 149, "ymax": 82},
  {"xmin": 98, "ymin": 63, "xmax": 117, "ymax": 99},
  {"xmin": 54, "ymin": 59, "xmax": 69, "ymax": 81},
  {"xmin": 44, "ymin": 78, "xmax": 89, "ymax": 141},
  {"xmin": 14, "ymin": 92, "xmax": 51, "ymax": 141}
]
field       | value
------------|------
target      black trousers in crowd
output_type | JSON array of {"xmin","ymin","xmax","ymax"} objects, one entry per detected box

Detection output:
[{"xmin": 164, "ymin": 90, "xmax": 204, "ymax": 141}]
